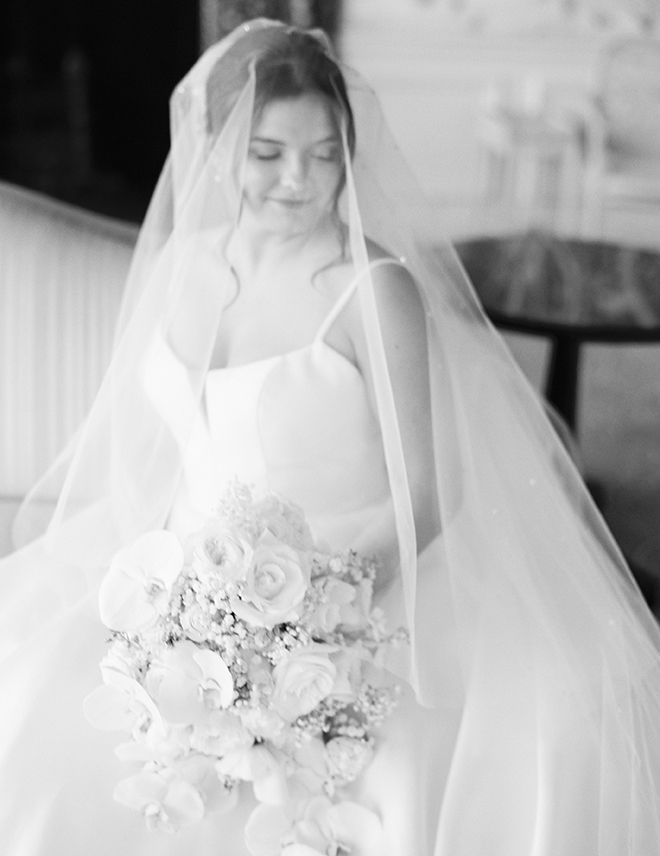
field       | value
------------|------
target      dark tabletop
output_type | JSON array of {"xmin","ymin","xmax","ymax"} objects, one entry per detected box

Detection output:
[{"xmin": 456, "ymin": 231, "xmax": 660, "ymax": 341}]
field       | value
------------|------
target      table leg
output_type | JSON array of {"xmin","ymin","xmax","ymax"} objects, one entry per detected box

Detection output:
[
  {"xmin": 543, "ymin": 337, "xmax": 656, "ymax": 606},
  {"xmin": 545, "ymin": 334, "xmax": 581, "ymax": 433}
]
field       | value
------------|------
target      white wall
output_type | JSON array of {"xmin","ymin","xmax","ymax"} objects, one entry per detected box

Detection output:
[
  {"xmin": 338, "ymin": 4, "xmax": 660, "ymax": 537},
  {"xmin": 339, "ymin": 2, "xmax": 612, "ymax": 237}
]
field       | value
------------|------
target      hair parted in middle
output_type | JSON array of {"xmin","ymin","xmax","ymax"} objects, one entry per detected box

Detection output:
[{"xmin": 205, "ymin": 23, "xmax": 356, "ymax": 157}]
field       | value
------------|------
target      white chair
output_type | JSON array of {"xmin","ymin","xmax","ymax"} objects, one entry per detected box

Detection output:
[
  {"xmin": 475, "ymin": 76, "xmax": 583, "ymax": 234},
  {"xmin": 580, "ymin": 37, "xmax": 660, "ymax": 235}
]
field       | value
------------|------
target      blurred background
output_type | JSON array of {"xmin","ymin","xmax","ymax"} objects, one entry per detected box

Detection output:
[
  {"xmin": 1, "ymin": 0, "xmax": 660, "ymax": 604},
  {"xmin": 0, "ymin": 0, "xmax": 342, "ymax": 220}
]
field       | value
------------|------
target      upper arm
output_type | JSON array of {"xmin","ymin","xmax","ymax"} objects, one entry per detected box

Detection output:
[{"xmin": 346, "ymin": 259, "xmax": 440, "ymax": 536}]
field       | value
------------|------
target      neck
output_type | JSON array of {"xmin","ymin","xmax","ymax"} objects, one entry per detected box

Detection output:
[{"xmin": 228, "ymin": 216, "xmax": 344, "ymax": 285}]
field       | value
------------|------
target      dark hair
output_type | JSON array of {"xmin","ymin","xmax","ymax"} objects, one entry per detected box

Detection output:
[{"xmin": 206, "ymin": 24, "xmax": 356, "ymax": 156}]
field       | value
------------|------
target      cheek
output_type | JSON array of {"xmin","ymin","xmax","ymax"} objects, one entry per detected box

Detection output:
[
  {"xmin": 243, "ymin": 165, "xmax": 276, "ymax": 200},
  {"xmin": 315, "ymin": 165, "xmax": 343, "ymax": 202}
]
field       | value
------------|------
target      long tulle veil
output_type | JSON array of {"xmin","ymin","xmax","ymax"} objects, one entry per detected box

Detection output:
[{"xmin": 9, "ymin": 18, "xmax": 660, "ymax": 851}]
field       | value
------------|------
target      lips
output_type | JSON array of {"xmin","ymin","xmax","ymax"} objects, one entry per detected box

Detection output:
[{"xmin": 269, "ymin": 197, "xmax": 308, "ymax": 207}]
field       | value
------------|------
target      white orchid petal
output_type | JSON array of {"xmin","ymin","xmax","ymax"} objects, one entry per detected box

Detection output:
[
  {"xmin": 163, "ymin": 778, "xmax": 206, "ymax": 827},
  {"xmin": 294, "ymin": 739, "xmax": 327, "ymax": 782},
  {"xmin": 329, "ymin": 580, "xmax": 356, "ymax": 605},
  {"xmin": 245, "ymin": 803, "xmax": 292, "ymax": 856},
  {"xmin": 293, "ymin": 797, "xmax": 336, "ymax": 853},
  {"xmin": 282, "ymin": 846, "xmax": 326, "ymax": 856},
  {"xmin": 177, "ymin": 754, "xmax": 239, "ymax": 815},
  {"xmin": 216, "ymin": 746, "xmax": 255, "ymax": 781},
  {"xmin": 131, "ymin": 530, "xmax": 184, "ymax": 586},
  {"xmin": 84, "ymin": 669, "xmax": 164, "ymax": 734},
  {"xmin": 299, "ymin": 795, "xmax": 334, "ymax": 828},
  {"xmin": 98, "ymin": 571, "xmax": 151, "ymax": 631},
  {"xmin": 158, "ymin": 667, "xmax": 204, "ymax": 724},
  {"xmin": 114, "ymin": 771, "xmax": 167, "ymax": 810},
  {"xmin": 250, "ymin": 745, "xmax": 288, "ymax": 806},
  {"xmin": 99, "ymin": 531, "xmax": 183, "ymax": 631},
  {"xmin": 83, "ymin": 684, "xmax": 135, "ymax": 731},
  {"xmin": 327, "ymin": 801, "xmax": 383, "ymax": 854},
  {"xmin": 107, "ymin": 544, "xmax": 134, "ymax": 576},
  {"xmin": 114, "ymin": 770, "xmax": 204, "ymax": 831},
  {"xmin": 192, "ymin": 648, "xmax": 234, "ymax": 707},
  {"xmin": 104, "ymin": 669, "xmax": 163, "ymax": 725},
  {"xmin": 114, "ymin": 741, "xmax": 159, "ymax": 762},
  {"xmin": 162, "ymin": 641, "xmax": 201, "ymax": 678}
]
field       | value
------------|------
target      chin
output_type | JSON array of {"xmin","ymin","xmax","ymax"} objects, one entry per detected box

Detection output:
[{"xmin": 265, "ymin": 211, "xmax": 326, "ymax": 238}]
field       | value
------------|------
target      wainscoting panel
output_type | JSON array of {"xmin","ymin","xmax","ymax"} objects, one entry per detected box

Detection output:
[{"xmin": 0, "ymin": 182, "xmax": 138, "ymax": 497}]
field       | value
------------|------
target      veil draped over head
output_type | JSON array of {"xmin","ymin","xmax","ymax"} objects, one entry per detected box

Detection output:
[{"xmin": 10, "ymin": 18, "xmax": 660, "ymax": 850}]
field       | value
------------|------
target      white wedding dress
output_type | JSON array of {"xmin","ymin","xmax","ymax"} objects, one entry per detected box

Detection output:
[
  {"xmin": 0, "ymin": 267, "xmax": 656, "ymax": 855},
  {"xmin": 0, "ymin": 270, "xmax": 454, "ymax": 856}
]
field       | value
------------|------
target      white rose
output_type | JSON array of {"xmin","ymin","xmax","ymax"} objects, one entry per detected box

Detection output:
[
  {"xmin": 312, "ymin": 579, "xmax": 357, "ymax": 633},
  {"xmin": 234, "ymin": 531, "xmax": 310, "ymax": 628},
  {"xmin": 188, "ymin": 520, "xmax": 253, "ymax": 583},
  {"xmin": 180, "ymin": 602, "xmax": 213, "ymax": 642},
  {"xmin": 271, "ymin": 646, "xmax": 337, "ymax": 721},
  {"xmin": 251, "ymin": 495, "xmax": 313, "ymax": 551}
]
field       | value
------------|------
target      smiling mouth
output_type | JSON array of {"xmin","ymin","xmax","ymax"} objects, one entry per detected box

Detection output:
[{"xmin": 269, "ymin": 198, "xmax": 308, "ymax": 207}]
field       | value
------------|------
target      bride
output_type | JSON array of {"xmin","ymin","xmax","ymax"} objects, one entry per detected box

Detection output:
[{"xmin": 2, "ymin": 18, "xmax": 660, "ymax": 856}]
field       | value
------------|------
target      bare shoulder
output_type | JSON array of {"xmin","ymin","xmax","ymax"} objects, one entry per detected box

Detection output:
[
  {"xmin": 319, "ymin": 236, "xmax": 424, "ymax": 348},
  {"xmin": 328, "ymin": 239, "xmax": 427, "ymax": 370},
  {"xmin": 364, "ymin": 239, "xmax": 425, "ymax": 328},
  {"xmin": 364, "ymin": 237, "xmax": 416, "ymax": 285}
]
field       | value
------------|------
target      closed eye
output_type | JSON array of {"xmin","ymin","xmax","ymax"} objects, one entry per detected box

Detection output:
[
  {"xmin": 312, "ymin": 144, "xmax": 341, "ymax": 162},
  {"xmin": 249, "ymin": 142, "xmax": 282, "ymax": 161},
  {"xmin": 248, "ymin": 140, "xmax": 341, "ymax": 163}
]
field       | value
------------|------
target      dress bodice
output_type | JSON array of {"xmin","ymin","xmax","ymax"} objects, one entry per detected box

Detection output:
[{"xmin": 167, "ymin": 263, "xmax": 394, "ymax": 550}]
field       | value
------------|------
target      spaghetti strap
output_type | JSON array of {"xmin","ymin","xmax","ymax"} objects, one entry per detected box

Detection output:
[{"xmin": 315, "ymin": 257, "xmax": 406, "ymax": 342}]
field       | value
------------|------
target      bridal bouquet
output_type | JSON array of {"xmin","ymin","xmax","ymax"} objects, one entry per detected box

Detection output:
[{"xmin": 85, "ymin": 483, "xmax": 405, "ymax": 855}]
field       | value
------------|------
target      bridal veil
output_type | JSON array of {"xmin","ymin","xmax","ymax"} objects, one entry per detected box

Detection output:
[{"xmin": 5, "ymin": 18, "xmax": 660, "ymax": 854}]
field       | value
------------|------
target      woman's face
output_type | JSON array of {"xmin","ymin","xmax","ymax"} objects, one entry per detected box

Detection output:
[{"xmin": 242, "ymin": 93, "xmax": 344, "ymax": 239}]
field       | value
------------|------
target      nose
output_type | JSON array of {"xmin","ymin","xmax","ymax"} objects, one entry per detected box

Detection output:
[{"xmin": 280, "ymin": 153, "xmax": 307, "ymax": 191}]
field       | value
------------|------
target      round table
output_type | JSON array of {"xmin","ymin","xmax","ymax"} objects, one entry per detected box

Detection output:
[
  {"xmin": 456, "ymin": 230, "xmax": 660, "ymax": 605},
  {"xmin": 456, "ymin": 231, "xmax": 660, "ymax": 432}
]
